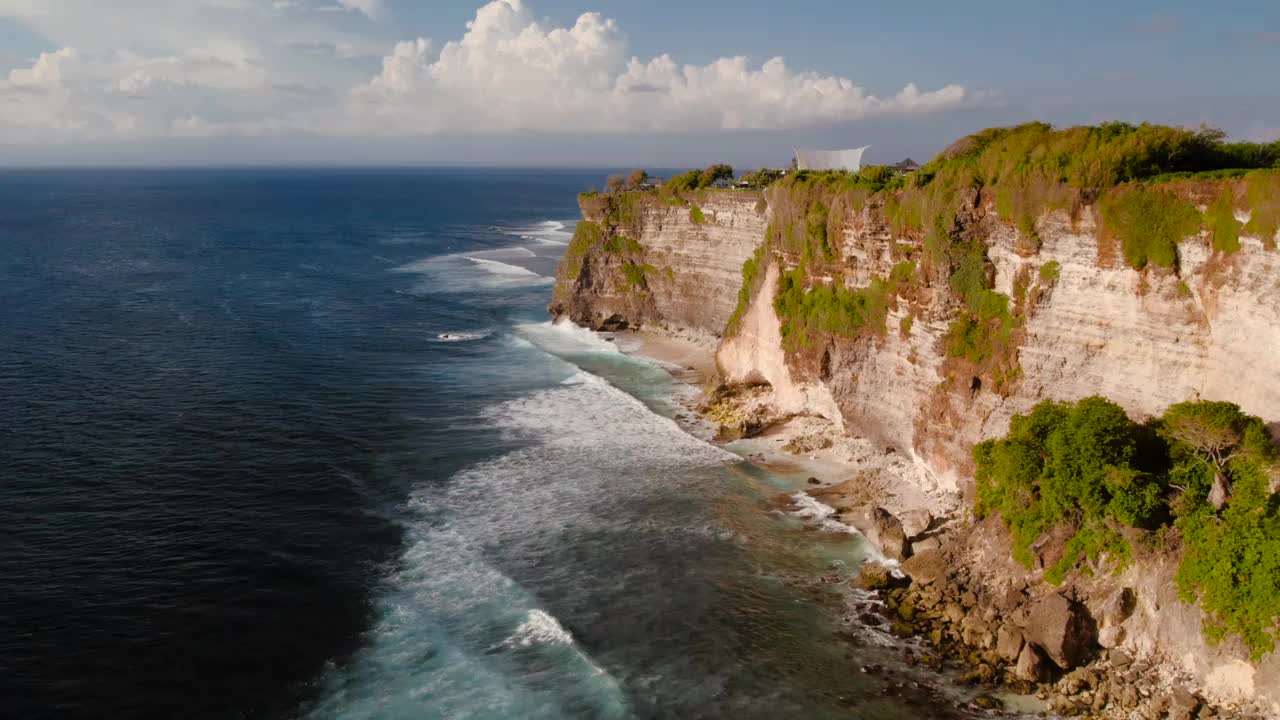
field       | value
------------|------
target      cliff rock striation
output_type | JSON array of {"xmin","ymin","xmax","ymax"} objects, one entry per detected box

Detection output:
[{"xmin": 550, "ymin": 123, "xmax": 1280, "ymax": 713}]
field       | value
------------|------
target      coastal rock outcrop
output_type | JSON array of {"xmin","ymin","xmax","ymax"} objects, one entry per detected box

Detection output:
[{"xmin": 550, "ymin": 139, "xmax": 1280, "ymax": 713}]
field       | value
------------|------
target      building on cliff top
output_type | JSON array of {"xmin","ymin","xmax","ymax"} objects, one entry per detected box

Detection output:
[
  {"xmin": 892, "ymin": 158, "xmax": 921, "ymax": 174},
  {"xmin": 793, "ymin": 146, "xmax": 869, "ymax": 171}
]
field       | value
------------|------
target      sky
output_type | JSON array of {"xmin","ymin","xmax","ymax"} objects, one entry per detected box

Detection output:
[{"xmin": 0, "ymin": 0, "xmax": 1277, "ymax": 167}]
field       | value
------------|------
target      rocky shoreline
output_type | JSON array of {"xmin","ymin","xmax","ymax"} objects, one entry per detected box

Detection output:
[
  {"xmin": 698, "ymin": 373, "xmax": 1271, "ymax": 719},
  {"xmin": 607, "ymin": 326, "xmax": 1272, "ymax": 719},
  {"xmin": 847, "ymin": 534, "xmax": 1270, "ymax": 720}
]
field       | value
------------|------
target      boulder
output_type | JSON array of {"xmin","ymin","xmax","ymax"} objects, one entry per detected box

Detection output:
[
  {"xmin": 899, "ymin": 509, "xmax": 933, "ymax": 539},
  {"xmin": 996, "ymin": 584, "xmax": 1026, "ymax": 612},
  {"xmin": 1099, "ymin": 587, "xmax": 1137, "ymax": 628},
  {"xmin": 1014, "ymin": 642, "xmax": 1050, "ymax": 683},
  {"xmin": 910, "ymin": 536, "xmax": 941, "ymax": 555},
  {"xmin": 1107, "ymin": 648, "xmax": 1133, "ymax": 667},
  {"xmin": 943, "ymin": 602, "xmax": 966, "ymax": 624},
  {"xmin": 901, "ymin": 549, "xmax": 948, "ymax": 586},
  {"xmin": 597, "ymin": 314, "xmax": 629, "ymax": 331},
  {"xmin": 1166, "ymin": 687, "xmax": 1201, "ymax": 720},
  {"xmin": 851, "ymin": 562, "xmax": 903, "ymax": 592},
  {"xmin": 961, "ymin": 614, "xmax": 993, "ymax": 649},
  {"xmin": 1098, "ymin": 624, "xmax": 1126, "ymax": 648},
  {"xmin": 845, "ymin": 506, "xmax": 908, "ymax": 561},
  {"xmin": 1019, "ymin": 593, "xmax": 1096, "ymax": 669},
  {"xmin": 996, "ymin": 624, "xmax": 1025, "ymax": 661}
]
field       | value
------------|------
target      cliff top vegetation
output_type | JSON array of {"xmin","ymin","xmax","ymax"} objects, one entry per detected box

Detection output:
[{"xmin": 917, "ymin": 121, "xmax": 1280, "ymax": 191}]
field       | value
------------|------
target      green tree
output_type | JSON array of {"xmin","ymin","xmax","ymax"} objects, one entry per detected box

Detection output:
[
  {"xmin": 1161, "ymin": 401, "xmax": 1268, "ymax": 508},
  {"xmin": 741, "ymin": 168, "xmax": 784, "ymax": 187},
  {"xmin": 698, "ymin": 163, "xmax": 734, "ymax": 187},
  {"xmin": 626, "ymin": 168, "xmax": 649, "ymax": 188}
]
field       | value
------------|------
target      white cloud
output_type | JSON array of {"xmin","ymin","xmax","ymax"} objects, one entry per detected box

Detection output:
[
  {"xmin": 0, "ymin": 0, "xmax": 975, "ymax": 144},
  {"xmin": 350, "ymin": 0, "xmax": 971, "ymax": 133}
]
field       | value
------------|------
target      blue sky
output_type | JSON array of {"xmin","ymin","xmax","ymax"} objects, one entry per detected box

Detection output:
[{"xmin": 0, "ymin": 0, "xmax": 1276, "ymax": 166}]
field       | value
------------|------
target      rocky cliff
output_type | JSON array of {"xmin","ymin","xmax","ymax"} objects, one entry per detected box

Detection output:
[
  {"xmin": 548, "ymin": 190, "xmax": 767, "ymax": 337},
  {"xmin": 548, "ymin": 126, "xmax": 1280, "ymax": 714}
]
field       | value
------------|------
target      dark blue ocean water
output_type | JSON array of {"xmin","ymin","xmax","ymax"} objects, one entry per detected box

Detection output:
[{"xmin": 1, "ymin": 169, "xmax": 970, "ymax": 720}]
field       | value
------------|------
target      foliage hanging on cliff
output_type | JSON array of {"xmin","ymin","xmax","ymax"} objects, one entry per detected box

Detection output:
[
  {"xmin": 772, "ymin": 261, "xmax": 914, "ymax": 350},
  {"xmin": 1244, "ymin": 170, "xmax": 1280, "ymax": 249},
  {"xmin": 561, "ymin": 220, "xmax": 604, "ymax": 280},
  {"xmin": 976, "ymin": 397, "xmax": 1280, "ymax": 659},
  {"xmin": 1099, "ymin": 188, "xmax": 1202, "ymax": 270},
  {"xmin": 1204, "ymin": 187, "xmax": 1243, "ymax": 254},
  {"xmin": 725, "ymin": 244, "xmax": 768, "ymax": 336}
]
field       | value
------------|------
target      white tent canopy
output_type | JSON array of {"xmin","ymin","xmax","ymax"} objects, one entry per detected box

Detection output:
[{"xmin": 793, "ymin": 146, "xmax": 870, "ymax": 172}]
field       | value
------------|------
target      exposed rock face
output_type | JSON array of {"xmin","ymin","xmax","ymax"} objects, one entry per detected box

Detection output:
[
  {"xmin": 1014, "ymin": 642, "xmax": 1050, "ymax": 683},
  {"xmin": 843, "ymin": 506, "xmax": 908, "ymax": 561},
  {"xmin": 549, "ymin": 192, "xmax": 767, "ymax": 336},
  {"xmin": 719, "ymin": 201, "xmax": 1280, "ymax": 495},
  {"xmin": 1016, "ymin": 593, "xmax": 1096, "ymax": 670},
  {"xmin": 550, "ymin": 185, "xmax": 1280, "ymax": 712}
]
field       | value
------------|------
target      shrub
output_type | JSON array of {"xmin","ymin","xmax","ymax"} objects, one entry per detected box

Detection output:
[
  {"xmin": 1205, "ymin": 188, "xmax": 1242, "ymax": 254},
  {"xmin": 772, "ymin": 264, "xmax": 910, "ymax": 350},
  {"xmin": 622, "ymin": 263, "xmax": 654, "ymax": 288},
  {"xmin": 603, "ymin": 235, "xmax": 642, "ymax": 254},
  {"xmin": 689, "ymin": 206, "xmax": 706, "ymax": 224},
  {"xmin": 946, "ymin": 291, "xmax": 1014, "ymax": 364},
  {"xmin": 1162, "ymin": 401, "xmax": 1280, "ymax": 659},
  {"xmin": 561, "ymin": 220, "xmax": 604, "ymax": 278},
  {"xmin": 741, "ymin": 168, "xmax": 785, "ymax": 187},
  {"xmin": 977, "ymin": 397, "xmax": 1280, "ymax": 658},
  {"xmin": 698, "ymin": 163, "xmax": 734, "ymax": 188},
  {"xmin": 726, "ymin": 244, "xmax": 767, "ymax": 335},
  {"xmin": 664, "ymin": 170, "xmax": 702, "ymax": 194},
  {"xmin": 1039, "ymin": 260, "xmax": 1061, "ymax": 282},
  {"xmin": 806, "ymin": 200, "xmax": 833, "ymax": 259},
  {"xmin": 666, "ymin": 163, "xmax": 736, "ymax": 194},
  {"xmin": 626, "ymin": 168, "xmax": 649, "ymax": 188},
  {"xmin": 975, "ymin": 397, "xmax": 1165, "ymax": 572},
  {"xmin": 1243, "ymin": 170, "xmax": 1280, "ymax": 249},
  {"xmin": 1100, "ymin": 188, "xmax": 1202, "ymax": 269},
  {"xmin": 921, "ymin": 122, "xmax": 1278, "ymax": 192},
  {"xmin": 885, "ymin": 191, "xmax": 925, "ymax": 235}
]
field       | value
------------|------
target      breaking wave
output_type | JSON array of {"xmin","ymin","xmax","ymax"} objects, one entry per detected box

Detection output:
[
  {"xmin": 431, "ymin": 330, "xmax": 493, "ymax": 343},
  {"xmin": 515, "ymin": 319, "xmax": 622, "ymax": 356},
  {"xmin": 392, "ymin": 252, "xmax": 552, "ymax": 292},
  {"xmin": 787, "ymin": 493, "xmax": 899, "ymax": 570},
  {"xmin": 503, "ymin": 610, "xmax": 575, "ymax": 649},
  {"xmin": 507, "ymin": 220, "xmax": 572, "ymax": 246}
]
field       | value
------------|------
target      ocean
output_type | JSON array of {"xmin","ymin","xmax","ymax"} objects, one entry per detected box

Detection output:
[{"xmin": 1, "ymin": 168, "xmax": 977, "ymax": 719}]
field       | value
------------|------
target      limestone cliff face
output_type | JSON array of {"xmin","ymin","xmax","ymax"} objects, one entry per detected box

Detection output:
[
  {"xmin": 550, "ymin": 186, "xmax": 1280, "ymax": 492},
  {"xmin": 720, "ymin": 191, "xmax": 1280, "ymax": 497},
  {"xmin": 550, "ymin": 182, "xmax": 1280, "ymax": 709},
  {"xmin": 548, "ymin": 191, "xmax": 767, "ymax": 336}
]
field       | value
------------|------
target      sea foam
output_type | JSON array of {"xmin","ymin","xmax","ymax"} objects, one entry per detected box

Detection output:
[
  {"xmin": 504, "ymin": 609, "xmax": 575, "ymax": 648},
  {"xmin": 508, "ymin": 220, "xmax": 572, "ymax": 246},
  {"xmin": 392, "ymin": 252, "xmax": 552, "ymax": 292}
]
